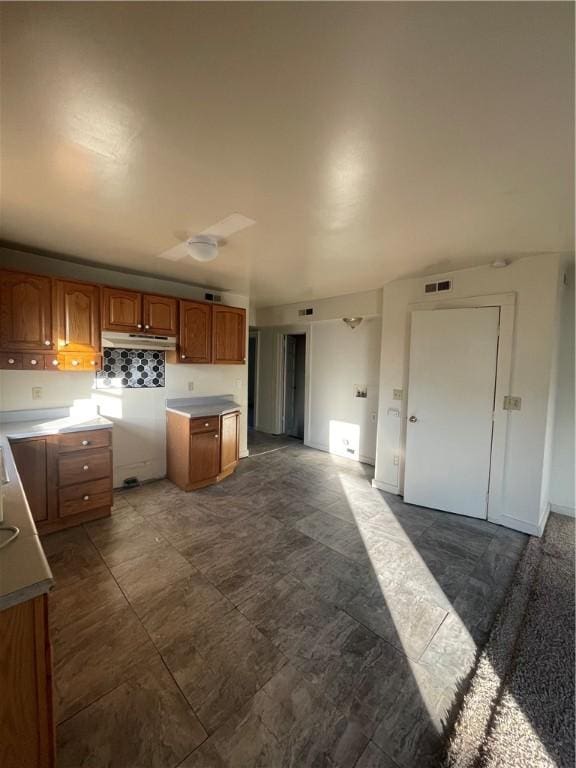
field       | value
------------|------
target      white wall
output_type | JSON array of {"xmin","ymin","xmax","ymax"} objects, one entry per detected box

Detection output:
[
  {"xmin": 307, "ymin": 318, "xmax": 381, "ymax": 463},
  {"xmin": 550, "ymin": 266, "xmax": 575, "ymax": 514},
  {"xmin": 0, "ymin": 247, "xmax": 249, "ymax": 487},
  {"xmin": 374, "ymin": 253, "xmax": 564, "ymax": 536},
  {"xmin": 253, "ymin": 289, "xmax": 382, "ymax": 463}
]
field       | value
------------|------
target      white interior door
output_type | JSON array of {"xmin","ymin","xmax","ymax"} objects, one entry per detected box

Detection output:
[{"xmin": 404, "ymin": 307, "xmax": 500, "ymax": 519}]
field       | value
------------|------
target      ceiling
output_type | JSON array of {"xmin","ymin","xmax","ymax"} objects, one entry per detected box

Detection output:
[{"xmin": 0, "ymin": 2, "xmax": 573, "ymax": 307}]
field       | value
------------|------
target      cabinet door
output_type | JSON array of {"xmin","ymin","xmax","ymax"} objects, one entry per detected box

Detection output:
[
  {"xmin": 212, "ymin": 306, "xmax": 246, "ymax": 364},
  {"xmin": 220, "ymin": 412, "xmax": 240, "ymax": 475},
  {"xmin": 179, "ymin": 301, "xmax": 212, "ymax": 363},
  {"xmin": 10, "ymin": 439, "xmax": 48, "ymax": 523},
  {"xmin": 143, "ymin": 294, "xmax": 177, "ymax": 335},
  {"xmin": 189, "ymin": 430, "xmax": 220, "ymax": 483},
  {"xmin": 102, "ymin": 288, "xmax": 141, "ymax": 332},
  {"xmin": 0, "ymin": 271, "xmax": 53, "ymax": 351},
  {"xmin": 55, "ymin": 280, "xmax": 101, "ymax": 352}
]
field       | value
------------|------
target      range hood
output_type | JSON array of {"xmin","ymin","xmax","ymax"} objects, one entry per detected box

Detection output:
[{"xmin": 101, "ymin": 331, "xmax": 177, "ymax": 351}]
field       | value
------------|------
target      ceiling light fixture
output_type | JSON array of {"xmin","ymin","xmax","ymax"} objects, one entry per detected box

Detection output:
[
  {"xmin": 186, "ymin": 235, "xmax": 219, "ymax": 262},
  {"xmin": 342, "ymin": 317, "xmax": 363, "ymax": 330}
]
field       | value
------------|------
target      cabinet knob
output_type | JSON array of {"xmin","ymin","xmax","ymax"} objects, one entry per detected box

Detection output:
[
  {"xmin": 90, "ymin": 360, "xmax": 97, "ymax": 366},
  {"xmin": 8, "ymin": 358, "xmax": 15, "ymax": 365},
  {"xmin": 145, "ymin": 324, "xmax": 150, "ymax": 330},
  {"xmin": 44, "ymin": 340, "xmax": 51, "ymax": 346},
  {"xmin": 204, "ymin": 422, "xmax": 209, "ymax": 427},
  {"xmin": 83, "ymin": 495, "xmax": 90, "ymax": 501},
  {"xmin": 181, "ymin": 354, "xmax": 186, "ymax": 360},
  {"xmin": 30, "ymin": 359, "xmax": 38, "ymax": 365},
  {"xmin": 72, "ymin": 360, "xmax": 80, "ymax": 367},
  {"xmin": 214, "ymin": 434, "xmax": 219, "ymax": 439},
  {"xmin": 137, "ymin": 323, "xmax": 143, "ymax": 329},
  {"xmin": 52, "ymin": 359, "xmax": 59, "ymax": 366},
  {"xmin": 83, "ymin": 464, "xmax": 89, "ymax": 471},
  {"xmin": 81, "ymin": 440, "xmax": 90, "ymax": 446}
]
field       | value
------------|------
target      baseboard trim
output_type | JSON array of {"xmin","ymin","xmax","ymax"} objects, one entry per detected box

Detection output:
[
  {"xmin": 305, "ymin": 440, "xmax": 375, "ymax": 466},
  {"xmin": 550, "ymin": 503, "xmax": 576, "ymax": 518},
  {"xmin": 497, "ymin": 512, "xmax": 547, "ymax": 537},
  {"xmin": 371, "ymin": 478, "xmax": 401, "ymax": 495}
]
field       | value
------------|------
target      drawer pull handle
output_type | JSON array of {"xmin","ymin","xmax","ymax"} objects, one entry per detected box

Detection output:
[
  {"xmin": 81, "ymin": 440, "xmax": 90, "ymax": 446},
  {"xmin": 44, "ymin": 340, "xmax": 51, "ymax": 346},
  {"xmin": 8, "ymin": 358, "xmax": 15, "ymax": 365},
  {"xmin": 83, "ymin": 464, "xmax": 89, "ymax": 471},
  {"xmin": 52, "ymin": 359, "xmax": 59, "ymax": 366},
  {"xmin": 30, "ymin": 359, "xmax": 38, "ymax": 365},
  {"xmin": 83, "ymin": 495, "xmax": 90, "ymax": 501}
]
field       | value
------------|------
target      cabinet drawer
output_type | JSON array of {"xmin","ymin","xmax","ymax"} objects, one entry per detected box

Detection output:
[
  {"xmin": 22, "ymin": 353, "xmax": 45, "ymax": 370},
  {"xmin": 58, "ymin": 448, "xmax": 112, "ymax": 487},
  {"xmin": 58, "ymin": 429, "xmax": 111, "ymax": 454},
  {"xmin": 59, "ymin": 478, "xmax": 112, "ymax": 518},
  {"xmin": 0, "ymin": 352, "xmax": 22, "ymax": 369},
  {"xmin": 189, "ymin": 415, "xmax": 220, "ymax": 434}
]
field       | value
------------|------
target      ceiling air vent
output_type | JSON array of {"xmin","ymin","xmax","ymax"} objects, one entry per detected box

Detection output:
[
  {"xmin": 204, "ymin": 292, "xmax": 222, "ymax": 302},
  {"xmin": 424, "ymin": 279, "xmax": 452, "ymax": 295},
  {"xmin": 298, "ymin": 308, "xmax": 314, "ymax": 317}
]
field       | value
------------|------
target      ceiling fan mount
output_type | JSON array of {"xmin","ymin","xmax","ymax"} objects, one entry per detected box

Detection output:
[{"xmin": 157, "ymin": 213, "xmax": 255, "ymax": 264}]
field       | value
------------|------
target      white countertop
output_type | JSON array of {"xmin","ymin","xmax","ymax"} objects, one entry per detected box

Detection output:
[
  {"xmin": 0, "ymin": 408, "xmax": 113, "ymax": 612},
  {"xmin": 166, "ymin": 395, "xmax": 241, "ymax": 419}
]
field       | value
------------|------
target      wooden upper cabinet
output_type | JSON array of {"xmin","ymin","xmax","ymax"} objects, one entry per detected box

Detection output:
[
  {"xmin": 212, "ymin": 305, "xmax": 246, "ymax": 364},
  {"xmin": 143, "ymin": 294, "xmax": 177, "ymax": 335},
  {"xmin": 102, "ymin": 287, "xmax": 141, "ymax": 332},
  {"xmin": 179, "ymin": 301, "xmax": 212, "ymax": 363},
  {"xmin": 0, "ymin": 271, "xmax": 53, "ymax": 351},
  {"xmin": 55, "ymin": 280, "xmax": 101, "ymax": 353}
]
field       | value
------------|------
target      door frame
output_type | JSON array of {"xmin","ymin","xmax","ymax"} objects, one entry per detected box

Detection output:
[
  {"xmin": 401, "ymin": 292, "xmax": 516, "ymax": 527},
  {"xmin": 248, "ymin": 330, "xmax": 260, "ymax": 430},
  {"xmin": 278, "ymin": 329, "xmax": 310, "ymax": 441}
]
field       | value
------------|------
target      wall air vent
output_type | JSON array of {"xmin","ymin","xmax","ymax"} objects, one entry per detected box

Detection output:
[
  {"xmin": 204, "ymin": 293, "xmax": 222, "ymax": 302},
  {"xmin": 298, "ymin": 308, "xmax": 314, "ymax": 317},
  {"xmin": 424, "ymin": 279, "xmax": 452, "ymax": 295}
]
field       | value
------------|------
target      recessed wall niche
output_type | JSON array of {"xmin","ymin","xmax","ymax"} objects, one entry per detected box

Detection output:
[{"xmin": 96, "ymin": 348, "xmax": 165, "ymax": 389}]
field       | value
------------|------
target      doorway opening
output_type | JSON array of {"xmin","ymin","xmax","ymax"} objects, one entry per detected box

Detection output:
[
  {"xmin": 283, "ymin": 333, "xmax": 306, "ymax": 440},
  {"xmin": 247, "ymin": 331, "xmax": 259, "ymax": 430}
]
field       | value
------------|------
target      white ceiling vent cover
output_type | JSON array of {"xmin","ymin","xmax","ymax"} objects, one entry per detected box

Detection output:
[
  {"xmin": 424, "ymin": 279, "xmax": 452, "ymax": 295},
  {"xmin": 298, "ymin": 308, "xmax": 314, "ymax": 317}
]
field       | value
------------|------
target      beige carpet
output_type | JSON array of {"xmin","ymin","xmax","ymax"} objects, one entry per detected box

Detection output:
[{"xmin": 443, "ymin": 512, "xmax": 575, "ymax": 768}]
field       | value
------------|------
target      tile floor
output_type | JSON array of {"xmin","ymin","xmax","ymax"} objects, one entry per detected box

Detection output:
[{"xmin": 43, "ymin": 433, "xmax": 527, "ymax": 768}]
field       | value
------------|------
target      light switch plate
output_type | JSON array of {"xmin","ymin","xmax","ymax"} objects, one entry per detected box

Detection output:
[
  {"xmin": 503, "ymin": 395, "xmax": 522, "ymax": 411},
  {"xmin": 393, "ymin": 388, "xmax": 403, "ymax": 400},
  {"xmin": 32, "ymin": 387, "xmax": 42, "ymax": 400}
]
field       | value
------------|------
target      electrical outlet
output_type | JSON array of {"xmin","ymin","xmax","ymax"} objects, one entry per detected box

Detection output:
[
  {"xmin": 32, "ymin": 387, "xmax": 42, "ymax": 400},
  {"xmin": 187, "ymin": 381, "xmax": 194, "ymax": 391},
  {"xmin": 503, "ymin": 395, "xmax": 522, "ymax": 411},
  {"xmin": 370, "ymin": 412, "xmax": 378, "ymax": 423},
  {"xmin": 393, "ymin": 388, "xmax": 403, "ymax": 401},
  {"xmin": 393, "ymin": 454, "xmax": 400, "ymax": 466},
  {"xmin": 387, "ymin": 408, "xmax": 400, "ymax": 418}
]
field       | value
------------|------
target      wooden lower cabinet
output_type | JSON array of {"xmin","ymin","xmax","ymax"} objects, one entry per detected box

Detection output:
[
  {"xmin": 167, "ymin": 410, "xmax": 240, "ymax": 491},
  {"xmin": 0, "ymin": 594, "xmax": 55, "ymax": 768},
  {"xmin": 10, "ymin": 429, "xmax": 113, "ymax": 534}
]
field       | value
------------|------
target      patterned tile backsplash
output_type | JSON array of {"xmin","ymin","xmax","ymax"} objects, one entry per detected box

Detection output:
[{"xmin": 96, "ymin": 348, "xmax": 165, "ymax": 389}]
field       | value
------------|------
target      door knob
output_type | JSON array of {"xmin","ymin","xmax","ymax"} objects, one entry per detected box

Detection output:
[{"xmin": 408, "ymin": 415, "xmax": 418, "ymax": 423}]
